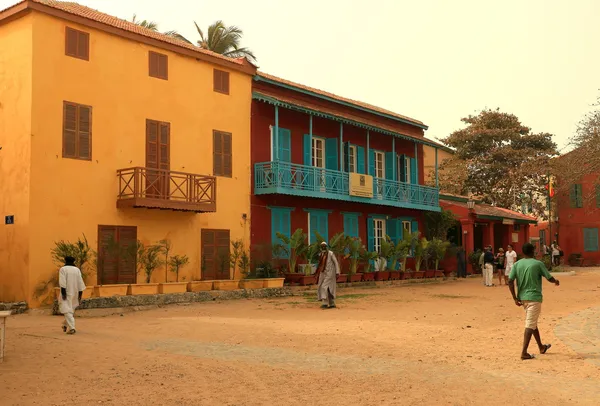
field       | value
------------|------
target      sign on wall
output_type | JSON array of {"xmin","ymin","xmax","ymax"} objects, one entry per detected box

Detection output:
[
  {"xmin": 502, "ymin": 219, "xmax": 515, "ymax": 225},
  {"xmin": 512, "ymin": 233, "xmax": 519, "ymax": 243},
  {"xmin": 349, "ymin": 173, "xmax": 373, "ymax": 198},
  {"xmin": 5, "ymin": 215, "xmax": 14, "ymax": 225}
]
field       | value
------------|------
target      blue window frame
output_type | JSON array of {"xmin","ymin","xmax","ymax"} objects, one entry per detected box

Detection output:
[
  {"xmin": 584, "ymin": 228, "xmax": 599, "ymax": 252},
  {"xmin": 343, "ymin": 213, "xmax": 359, "ymax": 238},
  {"xmin": 270, "ymin": 207, "xmax": 293, "ymax": 257},
  {"xmin": 272, "ymin": 127, "xmax": 291, "ymax": 162},
  {"xmin": 306, "ymin": 209, "xmax": 329, "ymax": 243}
]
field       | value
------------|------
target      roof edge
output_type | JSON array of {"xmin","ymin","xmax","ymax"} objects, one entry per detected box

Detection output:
[
  {"xmin": 254, "ymin": 74, "xmax": 429, "ymax": 131},
  {"xmin": 1, "ymin": 0, "xmax": 256, "ymax": 75}
]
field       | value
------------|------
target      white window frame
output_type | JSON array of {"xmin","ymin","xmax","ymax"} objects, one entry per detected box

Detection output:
[
  {"xmin": 373, "ymin": 218, "xmax": 386, "ymax": 254},
  {"xmin": 374, "ymin": 151, "xmax": 385, "ymax": 179},
  {"xmin": 348, "ymin": 145, "xmax": 357, "ymax": 173},
  {"xmin": 312, "ymin": 137, "xmax": 326, "ymax": 169},
  {"xmin": 402, "ymin": 221, "xmax": 412, "ymax": 236}
]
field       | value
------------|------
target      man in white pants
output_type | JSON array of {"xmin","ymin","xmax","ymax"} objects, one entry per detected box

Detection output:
[
  {"xmin": 59, "ymin": 256, "xmax": 86, "ymax": 334},
  {"xmin": 483, "ymin": 246, "xmax": 495, "ymax": 287}
]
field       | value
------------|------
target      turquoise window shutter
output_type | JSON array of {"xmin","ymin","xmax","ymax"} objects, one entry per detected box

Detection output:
[
  {"xmin": 411, "ymin": 220, "xmax": 419, "ymax": 237},
  {"xmin": 309, "ymin": 212, "xmax": 318, "ymax": 243},
  {"xmin": 368, "ymin": 150, "xmax": 375, "ymax": 176},
  {"xmin": 309, "ymin": 211, "xmax": 329, "ymax": 243},
  {"xmin": 386, "ymin": 218, "xmax": 398, "ymax": 244},
  {"xmin": 584, "ymin": 228, "xmax": 599, "ymax": 252},
  {"xmin": 367, "ymin": 217, "xmax": 374, "ymax": 252},
  {"xmin": 343, "ymin": 213, "xmax": 359, "ymax": 238},
  {"xmin": 357, "ymin": 146, "xmax": 365, "ymax": 174},
  {"xmin": 343, "ymin": 142, "xmax": 350, "ymax": 172},
  {"xmin": 303, "ymin": 134, "xmax": 312, "ymax": 166},
  {"xmin": 385, "ymin": 152, "xmax": 394, "ymax": 180},
  {"xmin": 410, "ymin": 157, "xmax": 417, "ymax": 184},
  {"xmin": 576, "ymin": 184, "xmax": 583, "ymax": 208},
  {"xmin": 319, "ymin": 213, "xmax": 328, "ymax": 241},
  {"xmin": 278, "ymin": 128, "xmax": 291, "ymax": 162},
  {"xmin": 399, "ymin": 155, "xmax": 406, "ymax": 182},
  {"xmin": 325, "ymin": 138, "xmax": 338, "ymax": 170},
  {"xmin": 271, "ymin": 208, "xmax": 292, "ymax": 258}
]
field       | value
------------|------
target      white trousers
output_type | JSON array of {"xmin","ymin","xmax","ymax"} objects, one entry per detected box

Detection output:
[
  {"xmin": 484, "ymin": 264, "xmax": 494, "ymax": 286},
  {"xmin": 62, "ymin": 312, "xmax": 75, "ymax": 331}
]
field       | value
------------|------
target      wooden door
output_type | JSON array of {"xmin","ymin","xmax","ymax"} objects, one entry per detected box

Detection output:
[
  {"xmin": 201, "ymin": 229, "xmax": 230, "ymax": 280},
  {"xmin": 146, "ymin": 120, "xmax": 170, "ymax": 198},
  {"xmin": 97, "ymin": 225, "xmax": 137, "ymax": 285}
]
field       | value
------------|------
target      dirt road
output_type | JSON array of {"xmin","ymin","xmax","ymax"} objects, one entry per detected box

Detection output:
[{"xmin": 1, "ymin": 270, "xmax": 600, "ymax": 405}]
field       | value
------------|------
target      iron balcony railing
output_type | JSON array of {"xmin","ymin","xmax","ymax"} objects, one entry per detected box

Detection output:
[
  {"xmin": 117, "ymin": 167, "xmax": 216, "ymax": 212},
  {"xmin": 254, "ymin": 161, "xmax": 439, "ymax": 211}
]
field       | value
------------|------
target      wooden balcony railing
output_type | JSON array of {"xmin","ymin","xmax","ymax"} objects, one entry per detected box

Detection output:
[{"xmin": 117, "ymin": 167, "xmax": 216, "ymax": 213}]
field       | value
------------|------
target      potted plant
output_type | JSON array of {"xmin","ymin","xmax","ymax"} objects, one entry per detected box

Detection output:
[
  {"xmin": 428, "ymin": 238, "xmax": 450, "ymax": 278},
  {"xmin": 360, "ymin": 247, "xmax": 377, "ymax": 282},
  {"xmin": 213, "ymin": 252, "xmax": 239, "ymax": 290},
  {"xmin": 240, "ymin": 248, "xmax": 265, "ymax": 289},
  {"xmin": 189, "ymin": 254, "xmax": 214, "ymax": 291},
  {"xmin": 413, "ymin": 235, "xmax": 427, "ymax": 279},
  {"xmin": 347, "ymin": 237, "xmax": 364, "ymax": 282},
  {"xmin": 375, "ymin": 237, "xmax": 392, "ymax": 281},
  {"xmin": 396, "ymin": 235, "xmax": 412, "ymax": 280},
  {"xmin": 278, "ymin": 229, "xmax": 310, "ymax": 285},
  {"xmin": 159, "ymin": 254, "xmax": 189, "ymax": 294},
  {"xmin": 386, "ymin": 236, "xmax": 401, "ymax": 280}
]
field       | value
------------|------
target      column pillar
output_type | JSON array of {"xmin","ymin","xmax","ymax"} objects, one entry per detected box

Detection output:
[
  {"xmin": 488, "ymin": 222, "xmax": 495, "ymax": 250},
  {"xmin": 461, "ymin": 219, "xmax": 475, "ymax": 274}
]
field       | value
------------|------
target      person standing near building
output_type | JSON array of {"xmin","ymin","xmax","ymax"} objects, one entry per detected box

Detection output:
[
  {"xmin": 551, "ymin": 241, "xmax": 560, "ymax": 266},
  {"xmin": 479, "ymin": 249, "xmax": 486, "ymax": 285},
  {"xmin": 58, "ymin": 256, "xmax": 86, "ymax": 334},
  {"xmin": 483, "ymin": 246, "xmax": 495, "ymax": 287},
  {"xmin": 504, "ymin": 244, "xmax": 518, "ymax": 285},
  {"xmin": 508, "ymin": 243, "xmax": 559, "ymax": 360},
  {"xmin": 314, "ymin": 242, "xmax": 340, "ymax": 309},
  {"xmin": 496, "ymin": 248, "xmax": 506, "ymax": 285}
]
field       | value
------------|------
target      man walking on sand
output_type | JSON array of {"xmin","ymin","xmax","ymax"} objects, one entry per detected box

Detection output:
[
  {"xmin": 59, "ymin": 256, "xmax": 86, "ymax": 335},
  {"xmin": 314, "ymin": 241, "xmax": 340, "ymax": 309},
  {"xmin": 483, "ymin": 246, "xmax": 495, "ymax": 287},
  {"xmin": 508, "ymin": 243, "xmax": 560, "ymax": 360}
]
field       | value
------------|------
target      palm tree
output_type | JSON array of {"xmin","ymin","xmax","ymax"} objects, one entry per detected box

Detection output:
[
  {"xmin": 131, "ymin": 15, "xmax": 191, "ymax": 44},
  {"xmin": 194, "ymin": 20, "xmax": 255, "ymax": 61}
]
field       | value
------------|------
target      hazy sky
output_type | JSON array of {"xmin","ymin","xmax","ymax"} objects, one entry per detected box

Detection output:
[{"xmin": 3, "ymin": 0, "xmax": 599, "ymax": 150}]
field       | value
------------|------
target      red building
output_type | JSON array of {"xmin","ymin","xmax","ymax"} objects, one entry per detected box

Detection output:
[
  {"xmin": 250, "ymin": 73, "xmax": 444, "ymax": 270},
  {"xmin": 439, "ymin": 194, "xmax": 537, "ymax": 273},
  {"xmin": 554, "ymin": 169, "xmax": 600, "ymax": 265}
]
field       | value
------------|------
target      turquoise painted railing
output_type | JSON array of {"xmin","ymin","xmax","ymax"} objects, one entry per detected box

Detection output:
[{"xmin": 254, "ymin": 161, "xmax": 439, "ymax": 211}]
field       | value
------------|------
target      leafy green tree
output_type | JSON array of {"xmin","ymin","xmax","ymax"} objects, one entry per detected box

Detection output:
[
  {"xmin": 169, "ymin": 255, "xmax": 189, "ymax": 282},
  {"xmin": 132, "ymin": 14, "xmax": 191, "ymax": 43},
  {"xmin": 277, "ymin": 229, "xmax": 308, "ymax": 273},
  {"xmin": 194, "ymin": 20, "xmax": 255, "ymax": 61},
  {"xmin": 440, "ymin": 109, "xmax": 557, "ymax": 218}
]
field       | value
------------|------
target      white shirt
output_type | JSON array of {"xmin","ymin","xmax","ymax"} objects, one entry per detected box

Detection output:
[
  {"xmin": 505, "ymin": 251, "xmax": 517, "ymax": 268},
  {"xmin": 58, "ymin": 265, "xmax": 86, "ymax": 314}
]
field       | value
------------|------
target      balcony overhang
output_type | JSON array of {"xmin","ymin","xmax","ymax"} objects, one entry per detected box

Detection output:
[
  {"xmin": 117, "ymin": 167, "xmax": 216, "ymax": 213},
  {"xmin": 254, "ymin": 161, "xmax": 440, "ymax": 212}
]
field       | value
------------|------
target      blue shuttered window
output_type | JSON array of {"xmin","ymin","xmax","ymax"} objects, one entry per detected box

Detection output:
[
  {"xmin": 325, "ymin": 138, "xmax": 338, "ymax": 170},
  {"xmin": 271, "ymin": 207, "xmax": 292, "ymax": 258},
  {"xmin": 308, "ymin": 210, "xmax": 329, "ymax": 243},
  {"xmin": 584, "ymin": 228, "xmax": 599, "ymax": 252},
  {"xmin": 385, "ymin": 152, "xmax": 395, "ymax": 181},
  {"xmin": 570, "ymin": 184, "xmax": 583, "ymax": 208},
  {"xmin": 398, "ymin": 155, "xmax": 406, "ymax": 182},
  {"xmin": 303, "ymin": 134, "xmax": 312, "ymax": 166},
  {"xmin": 357, "ymin": 146, "xmax": 365, "ymax": 174},
  {"xmin": 367, "ymin": 217, "xmax": 375, "ymax": 252},
  {"xmin": 368, "ymin": 149, "xmax": 375, "ymax": 177},
  {"xmin": 343, "ymin": 213, "xmax": 359, "ymax": 238},
  {"xmin": 272, "ymin": 127, "xmax": 291, "ymax": 162},
  {"xmin": 386, "ymin": 218, "xmax": 399, "ymax": 244},
  {"xmin": 410, "ymin": 157, "xmax": 417, "ymax": 184}
]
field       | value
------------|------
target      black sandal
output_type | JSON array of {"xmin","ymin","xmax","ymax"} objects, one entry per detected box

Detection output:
[
  {"xmin": 521, "ymin": 353, "xmax": 536, "ymax": 360},
  {"xmin": 540, "ymin": 344, "xmax": 552, "ymax": 354}
]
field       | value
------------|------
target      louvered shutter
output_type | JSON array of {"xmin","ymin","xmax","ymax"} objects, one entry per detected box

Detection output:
[
  {"xmin": 63, "ymin": 103, "xmax": 77, "ymax": 158},
  {"xmin": 78, "ymin": 106, "xmax": 91, "ymax": 159}
]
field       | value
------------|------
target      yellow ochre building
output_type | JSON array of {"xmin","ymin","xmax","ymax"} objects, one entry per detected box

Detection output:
[{"xmin": 0, "ymin": 0, "xmax": 256, "ymax": 306}]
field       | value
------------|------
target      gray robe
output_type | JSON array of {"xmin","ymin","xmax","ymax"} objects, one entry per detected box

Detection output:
[{"xmin": 317, "ymin": 250, "xmax": 340, "ymax": 300}]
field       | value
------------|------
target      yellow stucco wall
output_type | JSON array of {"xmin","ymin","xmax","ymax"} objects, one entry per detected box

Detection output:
[
  {"xmin": 19, "ymin": 12, "xmax": 252, "ymax": 306},
  {"xmin": 422, "ymin": 145, "xmax": 453, "ymax": 186},
  {"xmin": 0, "ymin": 14, "xmax": 33, "ymax": 303}
]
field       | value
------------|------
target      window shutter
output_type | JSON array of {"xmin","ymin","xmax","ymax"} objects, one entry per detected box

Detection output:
[
  {"xmin": 410, "ymin": 157, "xmax": 417, "ymax": 184},
  {"xmin": 213, "ymin": 131, "xmax": 223, "ymax": 175},
  {"xmin": 213, "ymin": 69, "xmax": 230, "ymax": 94},
  {"xmin": 357, "ymin": 146, "xmax": 365, "ymax": 174},
  {"xmin": 399, "ymin": 155, "xmax": 406, "ymax": 182},
  {"xmin": 116, "ymin": 226, "xmax": 137, "ymax": 284},
  {"xmin": 325, "ymin": 138, "xmax": 338, "ymax": 170},
  {"xmin": 385, "ymin": 152, "xmax": 394, "ymax": 181},
  {"xmin": 149, "ymin": 52, "xmax": 158, "ymax": 77},
  {"xmin": 159, "ymin": 123, "xmax": 170, "ymax": 170},
  {"xmin": 159, "ymin": 54, "xmax": 168, "ymax": 79},
  {"xmin": 367, "ymin": 218, "xmax": 375, "ymax": 252},
  {"xmin": 65, "ymin": 27, "xmax": 78, "ymax": 56},
  {"xmin": 278, "ymin": 128, "xmax": 291, "ymax": 162},
  {"xmin": 576, "ymin": 184, "xmax": 583, "ymax": 208},
  {"xmin": 309, "ymin": 213, "xmax": 318, "ymax": 243},
  {"xmin": 222, "ymin": 71, "xmax": 230, "ymax": 94},
  {"xmin": 223, "ymin": 132, "xmax": 232, "ymax": 177},
  {"xmin": 318, "ymin": 212, "xmax": 328, "ymax": 241},
  {"xmin": 303, "ymin": 134, "xmax": 312, "ymax": 166},
  {"xmin": 63, "ymin": 102, "xmax": 77, "ymax": 158},
  {"xmin": 78, "ymin": 31, "xmax": 89, "ymax": 60},
  {"xmin": 78, "ymin": 105, "xmax": 91, "ymax": 159},
  {"xmin": 570, "ymin": 185, "xmax": 577, "ymax": 208},
  {"xmin": 343, "ymin": 213, "xmax": 359, "ymax": 238},
  {"xmin": 584, "ymin": 228, "xmax": 599, "ymax": 252},
  {"xmin": 596, "ymin": 185, "xmax": 600, "ymax": 208},
  {"xmin": 386, "ymin": 218, "xmax": 398, "ymax": 244},
  {"xmin": 368, "ymin": 149, "xmax": 375, "ymax": 176}
]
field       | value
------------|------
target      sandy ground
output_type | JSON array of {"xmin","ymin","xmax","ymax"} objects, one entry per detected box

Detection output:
[{"xmin": 1, "ymin": 270, "xmax": 600, "ymax": 406}]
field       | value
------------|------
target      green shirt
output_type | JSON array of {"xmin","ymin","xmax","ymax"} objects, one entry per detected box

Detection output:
[{"xmin": 508, "ymin": 258, "xmax": 553, "ymax": 302}]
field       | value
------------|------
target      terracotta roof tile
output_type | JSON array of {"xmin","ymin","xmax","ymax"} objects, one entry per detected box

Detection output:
[
  {"xmin": 255, "ymin": 90, "xmax": 445, "ymax": 148},
  {"xmin": 441, "ymin": 199, "xmax": 537, "ymax": 223},
  {"xmin": 257, "ymin": 72, "xmax": 427, "ymax": 128},
  {"xmin": 2, "ymin": 0, "xmax": 255, "ymax": 70}
]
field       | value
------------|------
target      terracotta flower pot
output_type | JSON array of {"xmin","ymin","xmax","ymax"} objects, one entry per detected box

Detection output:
[
  {"xmin": 127, "ymin": 283, "xmax": 159, "ymax": 295},
  {"xmin": 159, "ymin": 282, "xmax": 188, "ymax": 294},
  {"xmin": 337, "ymin": 274, "xmax": 348, "ymax": 283},
  {"xmin": 434, "ymin": 270, "xmax": 444, "ymax": 278},
  {"xmin": 350, "ymin": 273, "xmax": 363, "ymax": 283},
  {"xmin": 299, "ymin": 276, "xmax": 316, "ymax": 286},
  {"xmin": 389, "ymin": 271, "xmax": 400, "ymax": 280},
  {"xmin": 362, "ymin": 273, "xmax": 375, "ymax": 282},
  {"xmin": 213, "ymin": 280, "xmax": 239, "ymax": 291},
  {"xmin": 284, "ymin": 273, "xmax": 304, "ymax": 285},
  {"xmin": 94, "ymin": 284, "xmax": 128, "ymax": 297},
  {"xmin": 398, "ymin": 272, "xmax": 408, "ymax": 280},
  {"xmin": 424, "ymin": 270, "xmax": 435, "ymax": 278},
  {"xmin": 239, "ymin": 279, "xmax": 265, "ymax": 289},
  {"xmin": 443, "ymin": 270, "xmax": 453, "ymax": 277},
  {"xmin": 375, "ymin": 271, "xmax": 390, "ymax": 281},
  {"xmin": 412, "ymin": 271, "xmax": 425, "ymax": 279},
  {"xmin": 188, "ymin": 281, "xmax": 214, "ymax": 292}
]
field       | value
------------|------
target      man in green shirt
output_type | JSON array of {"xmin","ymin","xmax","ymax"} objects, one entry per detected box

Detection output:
[{"xmin": 508, "ymin": 242, "xmax": 560, "ymax": 360}]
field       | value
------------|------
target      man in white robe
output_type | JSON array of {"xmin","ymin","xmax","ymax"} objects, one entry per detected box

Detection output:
[
  {"xmin": 315, "ymin": 242, "xmax": 340, "ymax": 309},
  {"xmin": 59, "ymin": 256, "xmax": 86, "ymax": 334}
]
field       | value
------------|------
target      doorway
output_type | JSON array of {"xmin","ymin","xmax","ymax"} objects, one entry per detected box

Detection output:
[
  {"xmin": 97, "ymin": 225, "xmax": 137, "ymax": 285},
  {"xmin": 201, "ymin": 229, "xmax": 231, "ymax": 280},
  {"xmin": 474, "ymin": 224, "xmax": 485, "ymax": 251},
  {"xmin": 146, "ymin": 119, "xmax": 170, "ymax": 198}
]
